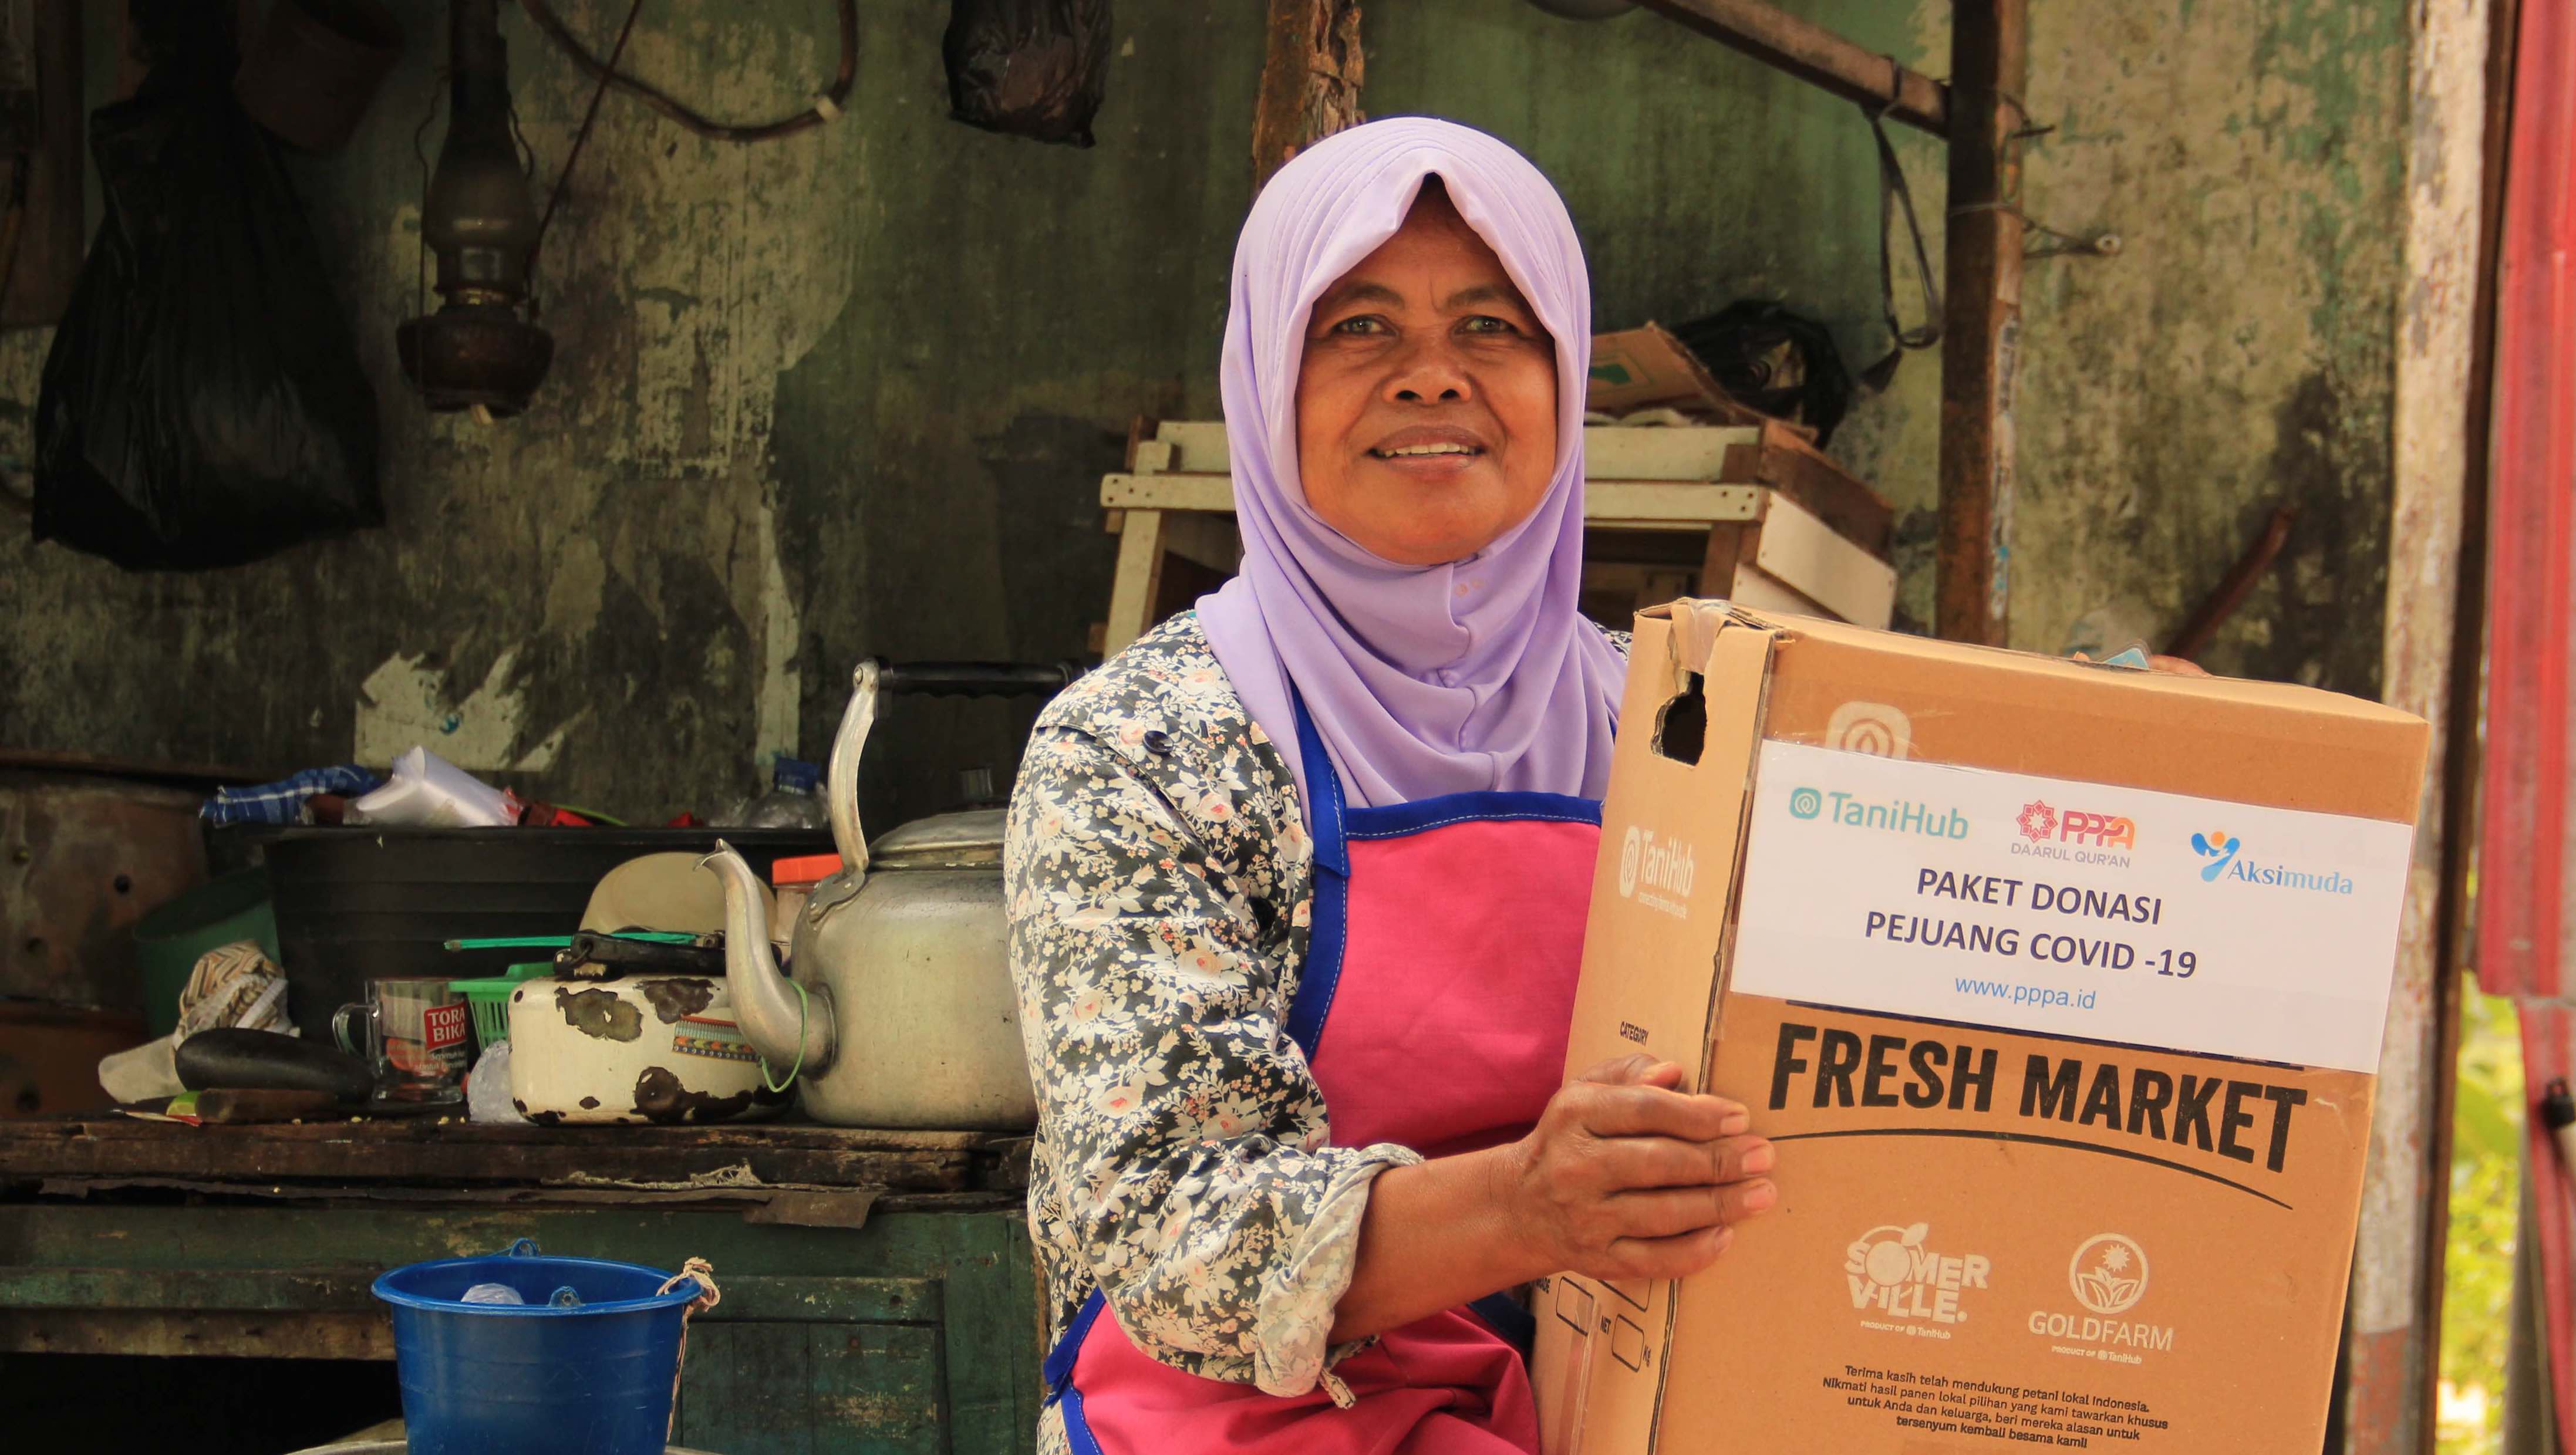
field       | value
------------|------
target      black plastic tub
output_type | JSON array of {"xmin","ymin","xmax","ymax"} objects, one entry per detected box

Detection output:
[{"xmin": 261, "ymin": 828, "xmax": 831, "ymax": 1042}]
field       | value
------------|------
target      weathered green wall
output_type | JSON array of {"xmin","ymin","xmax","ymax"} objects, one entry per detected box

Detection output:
[{"xmin": 0, "ymin": 0, "xmax": 2407, "ymax": 827}]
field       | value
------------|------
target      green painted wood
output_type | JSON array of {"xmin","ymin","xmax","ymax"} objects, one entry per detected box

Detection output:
[
  {"xmin": 0, "ymin": 1203, "xmax": 1041, "ymax": 1452},
  {"xmin": 677, "ymin": 1320, "xmax": 945, "ymax": 1455}
]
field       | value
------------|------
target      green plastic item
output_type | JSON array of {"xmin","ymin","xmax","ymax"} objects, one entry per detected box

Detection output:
[
  {"xmin": 133, "ymin": 867, "xmax": 282, "ymax": 1040},
  {"xmin": 449, "ymin": 963, "xmax": 552, "ymax": 1050},
  {"xmin": 442, "ymin": 931, "xmax": 697, "ymax": 951}
]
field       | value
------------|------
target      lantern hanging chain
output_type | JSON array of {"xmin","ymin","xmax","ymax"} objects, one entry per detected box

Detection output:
[
  {"xmin": 407, "ymin": 67, "xmax": 446, "ymax": 359},
  {"xmin": 515, "ymin": 0, "xmax": 858, "ymax": 143},
  {"xmin": 526, "ymin": 0, "xmax": 647, "ymax": 298}
]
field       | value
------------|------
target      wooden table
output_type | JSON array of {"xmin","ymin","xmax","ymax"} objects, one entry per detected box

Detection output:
[{"xmin": 0, "ymin": 1116, "xmax": 1044, "ymax": 1453}]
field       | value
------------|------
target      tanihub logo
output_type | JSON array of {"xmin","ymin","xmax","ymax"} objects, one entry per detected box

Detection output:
[
  {"xmin": 1809, "ymin": 789, "xmax": 1970, "ymax": 840},
  {"xmin": 1845, "ymin": 1221, "xmax": 1989, "ymax": 1328},
  {"xmin": 1617, "ymin": 825, "xmax": 1694, "ymax": 919},
  {"xmin": 2191, "ymin": 829, "xmax": 2354, "ymax": 896}
]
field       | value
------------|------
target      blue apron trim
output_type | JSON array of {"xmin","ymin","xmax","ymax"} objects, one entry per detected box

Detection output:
[
  {"xmin": 1466, "ymin": 1289, "xmax": 1539, "ymax": 1361},
  {"xmin": 1291, "ymin": 690, "xmax": 1351, "ymax": 877},
  {"xmin": 1343, "ymin": 789, "xmax": 1603, "ymax": 839},
  {"xmin": 1060, "ymin": 1383, "xmax": 1107, "ymax": 1455},
  {"xmin": 1044, "ymin": 1288, "xmax": 1109, "ymax": 1405}
]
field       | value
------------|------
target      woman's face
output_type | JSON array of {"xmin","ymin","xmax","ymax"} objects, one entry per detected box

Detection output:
[{"xmin": 1295, "ymin": 184, "xmax": 1559, "ymax": 567}]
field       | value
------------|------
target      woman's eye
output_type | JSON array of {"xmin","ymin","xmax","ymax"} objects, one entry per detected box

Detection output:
[
  {"xmin": 1329, "ymin": 316, "xmax": 1387, "ymax": 336},
  {"xmin": 1460, "ymin": 315, "xmax": 1515, "ymax": 335}
]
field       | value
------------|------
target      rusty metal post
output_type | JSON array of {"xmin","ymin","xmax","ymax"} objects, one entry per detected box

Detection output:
[
  {"xmin": 1934, "ymin": 0, "xmax": 2027, "ymax": 646},
  {"xmin": 1632, "ymin": 0, "xmax": 1948, "ymax": 135},
  {"xmin": 1252, "ymin": 0, "xmax": 1364, "ymax": 191}
]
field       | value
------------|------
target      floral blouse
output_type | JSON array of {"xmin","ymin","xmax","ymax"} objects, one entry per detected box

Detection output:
[{"xmin": 1003, "ymin": 611, "xmax": 1624, "ymax": 1451}]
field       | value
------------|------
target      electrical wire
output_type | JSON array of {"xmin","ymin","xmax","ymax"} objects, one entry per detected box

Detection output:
[{"xmin": 515, "ymin": 0, "xmax": 857, "ymax": 143}]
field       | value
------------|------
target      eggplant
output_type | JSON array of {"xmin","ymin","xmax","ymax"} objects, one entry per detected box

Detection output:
[{"xmin": 174, "ymin": 1028, "xmax": 374, "ymax": 1102}]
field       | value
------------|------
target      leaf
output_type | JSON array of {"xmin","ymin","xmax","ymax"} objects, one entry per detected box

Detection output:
[{"xmin": 1901, "ymin": 1223, "xmax": 1928, "ymax": 1246}]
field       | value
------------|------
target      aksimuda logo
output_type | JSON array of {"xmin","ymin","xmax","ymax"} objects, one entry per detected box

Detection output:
[
  {"xmin": 2190, "ymin": 829, "xmax": 2355, "ymax": 896},
  {"xmin": 2189, "ymin": 830, "xmax": 2241, "ymax": 881},
  {"xmin": 1845, "ymin": 1221, "xmax": 1989, "ymax": 1335}
]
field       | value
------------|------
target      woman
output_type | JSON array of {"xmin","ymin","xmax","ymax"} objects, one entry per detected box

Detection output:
[{"xmin": 1004, "ymin": 118, "xmax": 1778, "ymax": 1454}]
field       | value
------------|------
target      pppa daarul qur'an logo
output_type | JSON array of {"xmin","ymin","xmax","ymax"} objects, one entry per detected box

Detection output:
[{"xmin": 1845, "ymin": 1221, "xmax": 1990, "ymax": 1328}]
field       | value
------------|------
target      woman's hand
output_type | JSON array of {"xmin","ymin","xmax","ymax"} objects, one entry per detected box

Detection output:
[{"xmin": 1495, "ymin": 1054, "xmax": 1776, "ymax": 1282}]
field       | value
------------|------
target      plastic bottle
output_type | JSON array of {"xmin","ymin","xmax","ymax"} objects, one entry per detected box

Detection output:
[{"xmin": 730, "ymin": 757, "xmax": 830, "ymax": 829}]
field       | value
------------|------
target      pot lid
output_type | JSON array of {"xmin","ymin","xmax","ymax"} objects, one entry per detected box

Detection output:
[{"xmin": 867, "ymin": 807, "xmax": 1003, "ymax": 867}]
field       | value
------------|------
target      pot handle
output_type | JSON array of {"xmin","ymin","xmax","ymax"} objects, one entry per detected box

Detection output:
[
  {"xmin": 877, "ymin": 660, "xmax": 1080, "ymax": 698},
  {"xmin": 824, "ymin": 658, "xmax": 1080, "ymax": 877}
]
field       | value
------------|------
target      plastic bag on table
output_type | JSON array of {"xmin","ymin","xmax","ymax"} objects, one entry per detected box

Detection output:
[
  {"xmin": 942, "ymin": 0, "xmax": 1112, "ymax": 147},
  {"xmin": 31, "ymin": 4, "xmax": 379, "ymax": 570}
]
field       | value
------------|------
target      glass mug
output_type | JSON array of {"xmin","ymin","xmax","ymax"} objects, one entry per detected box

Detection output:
[{"xmin": 333, "ymin": 977, "xmax": 471, "ymax": 1102}]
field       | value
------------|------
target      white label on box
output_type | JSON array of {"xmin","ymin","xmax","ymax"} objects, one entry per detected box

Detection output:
[{"xmin": 1728, "ymin": 740, "xmax": 2414, "ymax": 1073}]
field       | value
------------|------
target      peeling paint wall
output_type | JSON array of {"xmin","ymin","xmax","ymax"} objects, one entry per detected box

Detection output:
[{"xmin": 0, "ymin": 1, "xmax": 2415, "ymax": 834}]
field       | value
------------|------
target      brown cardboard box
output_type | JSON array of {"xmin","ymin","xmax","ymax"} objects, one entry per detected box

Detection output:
[
  {"xmin": 1587, "ymin": 324, "xmax": 1764, "ymax": 424},
  {"xmin": 1533, "ymin": 603, "xmax": 2428, "ymax": 1455}
]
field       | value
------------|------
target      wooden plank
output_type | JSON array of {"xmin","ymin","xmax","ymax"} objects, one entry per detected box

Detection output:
[
  {"xmin": 1252, "ymin": 0, "xmax": 1364, "ymax": 189},
  {"xmin": 1582, "ymin": 482, "xmax": 1766, "ymax": 526},
  {"xmin": 1721, "ymin": 420, "xmax": 1895, "ymax": 556},
  {"xmin": 0, "ymin": 1309, "xmax": 389, "ymax": 1359},
  {"xmin": 1104, "ymin": 474, "xmax": 1232, "ymax": 512},
  {"xmin": 938, "ymin": 1208, "xmax": 1046, "ymax": 1455},
  {"xmin": 1101, "ymin": 473, "xmax": 1765, "ymax": 528},
  {"xmin": 1631, "ymin": 0, "xmax": 1949, "ymax": 136},
  {"xmin": 680, "ymin": 1319, "xmax": 946, "ymax": 1454},
  {"xmin": 1934, "ymin": 0, "xmax": 2029, "ymax": 646},
  {"xmin": 0, "ymin": 1119, "xmax": 987, "ymax": 1191},
  {"xmin": 1145, "ymin": 421, "xmax": 1767, "ymax": 483},
  {"xmin": 1697, "ymin": 524, "xmax": 1749, "ymax": 601},
  {"xmin": 1102, "ymin": 508, "xmax": 1168, "ymax": 655},
  {"xmin": 1751, "ymin": 492, "xmax": 1899, "ymax": 627}
]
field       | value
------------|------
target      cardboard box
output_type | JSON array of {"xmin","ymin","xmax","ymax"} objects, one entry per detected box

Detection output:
[
  {"xmin": 1587, "ymin": 323, "xmax": 1766, "ymax": 425},
  {"xmin": 1534, "ymin": 603, "xmax": 2428, "ymax": 1455}
]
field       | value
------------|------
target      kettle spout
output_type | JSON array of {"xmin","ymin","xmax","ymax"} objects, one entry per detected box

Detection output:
[{"xmin": 701, "ymin": 841, "xmax": 836, "ymax": 1076}]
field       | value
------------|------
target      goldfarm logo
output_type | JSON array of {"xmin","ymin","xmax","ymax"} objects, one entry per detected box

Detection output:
[
  {"xmin": 2027, "ymin": 1233, "xmax": 2175, "ymax": 1361},
  {"xmin": 1617, "ymin": 825, "xmax": 1695, "ymax": 919},
  {"xmin": 1845, "ymin": 1221, "xmax": 1990, "ymax": 1331}
]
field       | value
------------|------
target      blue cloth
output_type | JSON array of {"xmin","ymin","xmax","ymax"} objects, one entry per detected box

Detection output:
[{"xmin": 202, "ymin": 764, "xmax": 382, "ymax": 826}]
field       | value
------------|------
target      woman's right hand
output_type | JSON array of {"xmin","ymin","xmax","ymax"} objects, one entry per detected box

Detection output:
[{"xmin": 1497, "ymin": 1053, "xmax": 1776, "ymax": 1281}]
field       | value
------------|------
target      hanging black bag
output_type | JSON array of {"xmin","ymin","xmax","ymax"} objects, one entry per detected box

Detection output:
[
  {"xmin": 32, "ymin": 4, "xmax": 380, "ymax": 570},
  {"xmin": 943, "ymin": 0, "xmax": 1112, "ymax": 147}
]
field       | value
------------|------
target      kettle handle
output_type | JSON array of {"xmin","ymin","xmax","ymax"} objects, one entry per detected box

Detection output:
[{"xmin": 821, "ymin": 658, "xmax": 1078, "ymax": 896}]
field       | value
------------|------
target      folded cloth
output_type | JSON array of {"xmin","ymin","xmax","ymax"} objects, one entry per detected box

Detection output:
[
  {"xmin": 99, "ymin": 941, "xmax": 298, "ymax": 1102},
  {"xmin": 203, "ymin": 764, "xmax": 382, "ymax": 826}
]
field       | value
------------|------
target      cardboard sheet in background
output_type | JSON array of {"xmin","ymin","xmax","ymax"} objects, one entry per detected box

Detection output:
[{"xmin": 1534, "ymin": 603, "xmax": 2430, "ymax": 1455}]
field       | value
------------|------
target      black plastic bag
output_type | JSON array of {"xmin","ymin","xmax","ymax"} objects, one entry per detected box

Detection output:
[
  {"xmin": 33, "ymin": 28, "xmax": 380, "ymax": 570},
  {"xmin": 943, "ymin": 0, "xmax": 1112, "ymax": 148}
]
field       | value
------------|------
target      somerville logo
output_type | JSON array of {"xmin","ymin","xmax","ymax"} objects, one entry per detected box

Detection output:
[
  {"xmin": 2012, "ymin": 799, "xmax": 2136, "ymax": 868},
  {"xmin": 1845, "ymin": 1221, "xmax": 1988, "ymax": 1330},
  {"xmin": 1617, "ymin": 825, "xmax": 1694, "ymax": 919},
  {"xmin": 2192, "ymin": 829, "xmax": 2354, "ymax": 896}
]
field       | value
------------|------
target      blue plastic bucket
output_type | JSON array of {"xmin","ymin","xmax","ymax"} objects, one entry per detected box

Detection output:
[{"xmin": 373, "ymin": 1239, "xmax": 701, "ymax": 1454}]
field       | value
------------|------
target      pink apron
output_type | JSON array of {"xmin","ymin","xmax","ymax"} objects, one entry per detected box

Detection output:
[{"xmin": 1043, "ymin": 697, "xmax": 1600, "ymax": 1454}]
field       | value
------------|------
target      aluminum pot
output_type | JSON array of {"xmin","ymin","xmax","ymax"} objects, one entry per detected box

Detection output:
[{"xmin": 703, "ymin": 660, "xmax": 1073, "ymax": 1130}]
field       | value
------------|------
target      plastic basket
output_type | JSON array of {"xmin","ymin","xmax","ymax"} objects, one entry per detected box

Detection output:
[{"xmin": 449, "ymin": 963, "xmax": 550, "ymax": 1051}]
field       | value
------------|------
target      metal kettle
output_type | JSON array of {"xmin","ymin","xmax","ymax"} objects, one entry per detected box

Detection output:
[{"xmin": 702, "ymin": 659, "xmax": 1073, "ymax": 1129}]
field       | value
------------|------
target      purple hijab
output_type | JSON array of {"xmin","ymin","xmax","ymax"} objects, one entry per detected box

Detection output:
[{"xmin": 1197, "ymin": 117, "xmax": 1624, "ymax": 812}]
